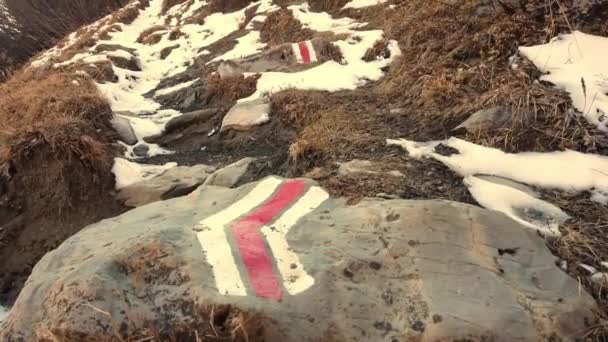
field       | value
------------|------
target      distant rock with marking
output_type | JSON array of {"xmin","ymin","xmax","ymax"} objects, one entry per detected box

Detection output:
[
  {"xmin": 1, "ymin": 177, "xmax": 597, "ymax": 341},
  {"xmin": 218, "ymin": 38, "xmax": 341, "ymax": 78}
]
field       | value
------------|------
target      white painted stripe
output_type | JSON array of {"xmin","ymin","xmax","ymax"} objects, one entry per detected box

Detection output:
[
  {"xmin": 292, "ymin": 43, "xmax": 303, "ymax": 64},
  {"xmin": 261, "ymin": 185, "xmax": 329, "ymax": 294},
  {"xmin": 305, "ymin": 40, "xmax": 318, "ymax": 63},
  {"xmin": 196, "ymin": 177, "xmax": 283, "ymax": 296}
]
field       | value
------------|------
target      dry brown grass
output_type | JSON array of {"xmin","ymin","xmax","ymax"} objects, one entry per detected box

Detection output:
[
  {"xmin": 137, "ymin": 25, "xmax": 167, "ymax": 45},
  {"xmin": 0, "ymin": 70, "xmax": 116, "ymax": 213},
  {"xmin": 307, "ymin": 0, "xmax": 348, "ymax": 13},
  {"xmin": 204, "ymin": 73, "xmax": 259, "ymax": 107},
  {"xmin": 260, "ymin": 9, "xmax": 315, "ymax": 46},
  {"xmin": 161, "ymin": 0, "xmax": 187, "ymax": 14},
  {"xmin": 375, "ymin": 0, "xmax": 607, "ymax": 154},
  {"xmin": 207, "ymin": 0, "xmax": 253, "ymax": 13},
  {"xmin": 33, "ymin": 299, "xmax": 271, "ymax": 342}
]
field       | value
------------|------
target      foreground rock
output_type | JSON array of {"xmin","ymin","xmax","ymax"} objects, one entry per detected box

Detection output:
[{"xmin": 1, "ymin": 177, "xmax": 596, "ymax": 341}]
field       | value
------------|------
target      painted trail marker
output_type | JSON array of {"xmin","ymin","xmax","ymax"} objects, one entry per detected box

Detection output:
[
  {"xmin": 196, "ymin": 177, "xmax": 328, "ymax": 300},
  {"xmin": 292, "ymin": 40, "xmax": 318, "ymax": 65}
]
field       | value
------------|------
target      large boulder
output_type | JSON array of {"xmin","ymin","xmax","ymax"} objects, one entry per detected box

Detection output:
[{"xmin": 0, "ymin": 177, "xmax": 597, "ymax": 341}]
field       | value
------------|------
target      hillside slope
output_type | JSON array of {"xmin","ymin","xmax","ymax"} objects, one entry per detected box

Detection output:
[{"xmin": 1, "ymin": 0, "xmax": 608, "ymax": 339}]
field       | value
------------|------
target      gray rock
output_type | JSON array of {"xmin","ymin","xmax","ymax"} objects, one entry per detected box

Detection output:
[
  {"xmin": 164, "ymin": 108, "xmax": 218, "ymax": 133},
  {"xmin": 132, "ymin": 144, "xmax": 149, "ymax": 157},
  {"xmin": 2, "ymin": 177, "xmax": 597, "ymax": 341},
  {"xmin": 221, "ymin": 98, "xmax": 271, "ymax": 131},
  {"xmin": 218, "ymin": 38, "xmax": 337, "ymax": 78},
  {"xmin": 106, "ymin": 54, "xmax": 141, "ymax": 72},
  {"xmin": 454, "ymin": 106, "xmax": 512, "ymax": 133},
  {"xmin": 110, "ymin": 115, "xmax": 138, "ymax": 146},
  {"xmin": 180, "ymin": 91, "xmax": 197, "ymax": 109},
  {"xmin": 203, "ymin": 157, "xmax": 255, "ymax": 188},
  {"xmin": 117, "ymin": 164, "xmax": 216, "ymax": 207},
  {"xmin": 338, "ymin": 159, "xmax": 404, "ymax": 177}
]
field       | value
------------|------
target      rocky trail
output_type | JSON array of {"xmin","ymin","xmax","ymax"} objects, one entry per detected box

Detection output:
[{"xmin": 1, "ymin": 0, "xmax": 608, "ymax": 340}]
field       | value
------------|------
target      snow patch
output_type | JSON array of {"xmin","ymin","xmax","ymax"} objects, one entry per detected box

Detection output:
[
  {"xmin": 343, "ymin": 0, "xmax": 389, "ymax": 9},
  {"xmin": 388, "ymin": 137, "xmax": 608, "ymax": 233},
  {"xmin": 387, "ymin": 137, "xmax": 608, "ymax": 195},
  {"xmin": 155, "ymin": 78, "xmax": 199, "ymax": 97},
  {"xmin": 519, "ymin": 31, "xmax": 608, "ymax": 131},
  {"xmin": 464, "ymin": 176, "xmax": 568, "ymax": 236},
  {"xmin": 211, "ymin": 31, "xmax": 266, "ymax": 62},
  {"xmin": 0, "ymin": 304, "xmax": 8, "ymax": 323}
]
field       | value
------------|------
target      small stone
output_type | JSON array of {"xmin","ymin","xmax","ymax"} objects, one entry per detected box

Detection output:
[
  {"xmin": 132, "ymin": 144, "xmax": 149, "ymax": 157},
  {"xmin": 369, "ymin": 261, "xmax": 382, "ymax": 270}
]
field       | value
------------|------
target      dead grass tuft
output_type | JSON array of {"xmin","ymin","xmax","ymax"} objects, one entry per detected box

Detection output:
[
  {"xmin": 137, "ymin": 25, "xmax": 167, "ymax": 45},
  {"xmin": 0, "ymin": 71, "xmax": 116, "ymax": 214},
  {"xmin": 204, "ymin": 73, "xmax": 259, "ymax": 107},
  {"xmin": 38, "ymin": 303, "xmax": 271, "ymax": 342},
  {"xmin": 376, "ymin": 0, "xmax": 607, "ymax": 154},
  {"xmin": 161, "ymin": 0, "xmax": 187, "ymax": 14},
  {"xmin": 208, "ymin": 0, "xmax": 253, "ymax": 13},
  {"xmin": 307, "ymin": 0, "xmax": 348, "ymax": 13},
  {"xmin": 0, "ymin": 70, "xmax": 124, "ymax": 305},
  {"xmin": 363, "ymin": 39, "xmax": 390, "ymax": 62},
  {"xmin": 260, "ymin": 9, "xmax": 315, "ymax": 46}
]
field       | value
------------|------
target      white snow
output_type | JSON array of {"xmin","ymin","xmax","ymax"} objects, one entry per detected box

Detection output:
[
  {"xmin": 112, "ymin": 158, "xmax": 177, "ymax": 189},
  {"xmin": 154, "ymin": 78, "xmax": 199, "ymax": 97},
  {"xmin": 464, "ymin": 176, "xmax": 568, "ymax": 236},
  {"xmin": 388, "ymin": 137, "xmax": 608, "ymax": 232},
  {"xmin": 519, "ymin": 31, "xmax": 608, "ymax": 132},
  {"xmin": 25, "ymin": 0, "xmax": 402, "ymax": 179},
  {"xmin": 388, "ymin": 137, "xmax": 608, "ymax": 195},
  {"xmin": 103, "ymin": 49, "xmax": 135, "ymax": 60},
  {"xmin": 289, "ymin": 3, "xmax": 364, "ymax": 32},
  {"xmin": 343, "ymin": 0, "xmax": 389, "ymax": 9},
  {"xmin": 211, "ymin": 31, "xmax": 267, "ymax": 62},
  {"xmin": 242, "ymin": 32, "xmax": 400, "ymax": 103},
  {"xmin": 0, "ymin": 304, "xmax": 8, "ymax": 323}
]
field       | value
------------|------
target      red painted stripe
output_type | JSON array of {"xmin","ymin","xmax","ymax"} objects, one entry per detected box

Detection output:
[
  {"xmin": 298, "ymin": 41, "xmax": 311, "ymax": 64},
  {"xmin": 231, "ymin": 180, "xmax": 307, "ymax": 300}
]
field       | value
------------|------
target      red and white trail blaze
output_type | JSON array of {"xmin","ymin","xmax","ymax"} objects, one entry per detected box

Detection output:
[
  {"xmin": 196, "ymin": 177, "xmax": 329, "ymax": 300},
  {"xmin": 292, "ymin": 40, "xmax": 318, "ymax": 65}
]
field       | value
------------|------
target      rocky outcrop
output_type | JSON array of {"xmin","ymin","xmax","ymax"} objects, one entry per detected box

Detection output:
[
  {"xmin": 117, "ymin": 158, "xmax": 254, "ymax": 207},
  {"xmin": 1, "ymin": 177, "xmax": 597, "ymax": 341}
]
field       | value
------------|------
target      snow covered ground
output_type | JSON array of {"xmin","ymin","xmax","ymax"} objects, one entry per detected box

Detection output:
[
  {"xmin": 23, "ymin": 0, "xmax": 608, "ymax": 237},
  {"xmin": 388, "ymin": 137, "xmax": 608, "ymax": 235},
  {"xmin": 0, "ymin": 304, "xmax": 7, "ymax": 323},
  {"xmin": 30, "ymin": 0, "xmax": 398, "ymax": 161},
  {"xmin": 520, "ymin": 31, "xmax": 608, "ymax": 132}
]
